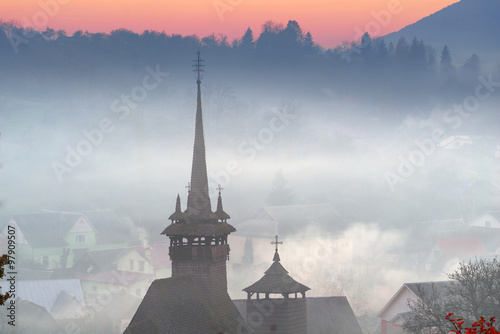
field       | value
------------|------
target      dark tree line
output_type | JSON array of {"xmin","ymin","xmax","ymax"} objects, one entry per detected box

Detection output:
[{"xmin": 0, "ymin": 19, "xmax": 489, "ymax": 115}]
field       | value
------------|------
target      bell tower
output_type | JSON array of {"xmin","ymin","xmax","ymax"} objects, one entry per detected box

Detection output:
[
  {"xmin": 243, "ymin": 235, "xmax": 310, "ymax": 334},
  {"xmin": 161, "ymin": 51, "xmax": 236, "ymax": 307}
]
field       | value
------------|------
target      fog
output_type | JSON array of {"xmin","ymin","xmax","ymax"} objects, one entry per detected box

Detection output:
[{"xmin": 0, "ymin": 17, "xmax": 499, "ymax": 333}]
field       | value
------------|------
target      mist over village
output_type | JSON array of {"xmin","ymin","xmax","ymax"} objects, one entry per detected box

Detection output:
[{"xmin": 0, "ymin": 0, "xmax": 499, "ymax": 333}]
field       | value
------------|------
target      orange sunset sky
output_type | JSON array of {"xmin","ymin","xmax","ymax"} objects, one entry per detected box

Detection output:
[{"xmin": 0, "ymin": 0, "xmax": 458, "ymax": 48}]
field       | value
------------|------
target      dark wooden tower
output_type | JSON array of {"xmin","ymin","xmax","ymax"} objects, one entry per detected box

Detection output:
[
  {"xmin": 243, "ymin": 235, "xmax": 310, "ymax": 334},
  {"xmin": 161, "ymin": 51, "xmax": 236, "ymax": 307}
]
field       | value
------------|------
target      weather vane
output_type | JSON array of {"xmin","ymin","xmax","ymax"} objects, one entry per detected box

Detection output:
[{"xmin": 192, "ymin": 50, "xmax": 205, "ymax": 83}]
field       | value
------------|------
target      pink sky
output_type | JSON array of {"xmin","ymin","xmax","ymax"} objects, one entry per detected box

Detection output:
[{"xmin": 0, "ymin": 0, "xmax": 458, "ymax": 48}]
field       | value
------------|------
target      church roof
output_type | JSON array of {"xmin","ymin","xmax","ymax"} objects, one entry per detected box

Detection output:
[
  {"xmin": 233, "ymin": 296, "xmax": 362, "ymax": 334},
  {"xmin": 186, "ymin": 51, "xmax": 212, "ymax": 219},
  {"xmin": 306, "ymin": 297, "xmax": 363, "ymax": 334},
  {"xmin": 243, "ymin": 250, "xmax": 310, "ymax": 294},
  {"xmin": 161, "ymin": 220, "xmax": 235, "ymax": 237},
  {"xmin": 124, "ymin": 275, "xmax": 243, "ymax": 334}
]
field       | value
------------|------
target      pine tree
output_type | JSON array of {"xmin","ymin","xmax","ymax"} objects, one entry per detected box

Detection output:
[
  {"xmin": 440, "ymin": 45, "xmax": 453, "ymax": 72},
  {"xmin": 266, "ymin": 169, "xmax": 295, "ymax": 206},
  {"xmin": 240, "ymin": 27, "xmax": 254, "ymax": 49}
]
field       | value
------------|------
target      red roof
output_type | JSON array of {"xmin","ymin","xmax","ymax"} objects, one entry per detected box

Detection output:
[{"xmin": 436, "ymin": 237, "xmax": 487, "ymax": 255}]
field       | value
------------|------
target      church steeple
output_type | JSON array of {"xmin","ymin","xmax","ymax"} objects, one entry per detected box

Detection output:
[
  {"xmin": 162, "ymin": 53, "xmax": 236, "ymax": 306},
  {"xmin": 186, "ymin": 51, "xmax": 212, "ymax": 219}
]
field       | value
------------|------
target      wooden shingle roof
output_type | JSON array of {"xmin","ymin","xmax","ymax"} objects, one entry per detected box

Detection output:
[
  {"xmin": 243, "ymin": 251, "xmax": 310, "ymax": 295},
  {"xmin": 161, "ymin": 220, "xmax": 236, "ymax": 237},
  {"xmin": 125, "ymin": 275, "xmax": 242, "ymax": 334}
]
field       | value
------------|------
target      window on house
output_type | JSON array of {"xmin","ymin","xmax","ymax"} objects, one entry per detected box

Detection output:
[
  {"xmin": 129, "ymin": 260, "xmax": 134, "ymax": 271},
  {"xmin": 485, "ymin": 221, "xmax": 491, "ymax": 227},
  {"xmin": 138, "ymin": 261, "xmax": 145, "ymax": 272},
  {"xmin": 42, "ymin": 256, "xmax": 49, "ymax": 267},
  {"xmin": 76, "ymin": 235, "xmax": 86, "ymax": 243}
]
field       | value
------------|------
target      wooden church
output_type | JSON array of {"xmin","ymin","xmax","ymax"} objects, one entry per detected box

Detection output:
[
  {"xmin": 124, "ymin": 52, "xmax": 243, "ymax": 334},
  {"xmin": 124, "ymin": 52, "xmax": 362, "ymax": 334}
]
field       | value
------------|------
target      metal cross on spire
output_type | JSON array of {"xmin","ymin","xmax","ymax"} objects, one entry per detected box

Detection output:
[
  {"xmin": 271, "ymin": 235, "xmax": 283, "ymax": 253},
  {"xmin": 192, "ymin": 50, "xmax": 205, "ymax": 83},
  {"xmin": 217, "ymin": 184, "xmax": 224, "ymax": 195},
  {"xmin": 185, "ymin": 182, "xmax": 191, "ymax": 192}
]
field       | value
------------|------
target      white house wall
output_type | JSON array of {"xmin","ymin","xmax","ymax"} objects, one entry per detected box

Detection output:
[{"xmin": 379, "ymin": 287, "xmax": 417, "ymax": 322}]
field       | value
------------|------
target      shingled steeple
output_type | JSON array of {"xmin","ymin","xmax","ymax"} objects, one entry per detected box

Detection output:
[
  {"xmin": 186, "ymin": 51, "xmax": 212, "ymax": 219},
  {"xmin": 161, "ymin": 52, "xmax": 236, "ymax": 310}
]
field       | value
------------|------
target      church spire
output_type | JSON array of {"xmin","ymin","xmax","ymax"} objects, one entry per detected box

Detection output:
[{"xmin": 186, "ymin": 51, "xmax": 212, "ymax": 219}]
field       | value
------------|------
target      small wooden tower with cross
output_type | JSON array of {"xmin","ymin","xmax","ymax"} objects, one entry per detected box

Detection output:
[
  {"xmin": 161, "ymin": 51, "xmax": 236, "ymax": 308},
  {"xmin": 243, "ymin": 235, "xmax": 310, "ymax": 334}
]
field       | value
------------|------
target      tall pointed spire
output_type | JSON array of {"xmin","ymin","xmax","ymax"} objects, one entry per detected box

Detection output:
[{"xmin": 186, "ymin": 51, "xmax": 212, "ymax": 218}]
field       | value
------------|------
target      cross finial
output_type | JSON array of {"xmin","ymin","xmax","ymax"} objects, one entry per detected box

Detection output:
[
  {"xmin": 193, "ymin": 50, "xmax": 205, "ymax": 84},
  {"xmin": 217, "ymin": 184, "xmax": 224, "ymax": 195},
  {"xmin": 185, "ymin": 182, "xmax": 191, "ymax": 192},
  {"xmin": 271, "ymin": 235, "xmax": 283, "ymax": 253}
]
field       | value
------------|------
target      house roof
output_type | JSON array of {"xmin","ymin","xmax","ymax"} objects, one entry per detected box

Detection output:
[
  {"xmin": 306, "ymin": 296, "xmax": 363, "ymax": 334},
  {"xmin": 50, "ymin": 290, "xmax": 86, "ymax": 318},
  {"xmin": 4, "ymin": 210, "xmax": 133, "ymax": 248},
  {"xmin": 1, "ymin": 298, "xmax": 66, "ymax": 334},
  {"xmin": 8, "ymin": 212, "xmax": 81, "ymax": 247},
  {"xmin": 81, "ymin": 210, "xmax": 133, "ymax": 244},
  {"xmin": 87, "ymin": 248, "xmax": 137, "ymax": 272},
  {"xmin": 236, "ymin": 204, "xmax": 344, "ymax": 237},
  {"xmin": 470, "ymin": 211, "xmax": 500, "ymax": 224},
  {"xmin": 72, "ymin": 247, "xmax": 149, "ymax": 274},
  {"xmin": 243, "ymin": 251, "xmax": 310, "ymax": 295},
  {"xmin": 125, "ymin": 275, "xmax": 243, "ymax": 334},
  {"xmin": 75, "ymin": 270, "xmax": 153, "ymax": 285},
  {"xmin": 17, "ymin": 279, "xmax": 86, "ymax": 316},
  {"xmin": 377, "ymin": 281, "xmax": 453, "ymax": 318},
  {"xmin": 404, "ymin": 281, "xmax": 453, "ymax": 298}
]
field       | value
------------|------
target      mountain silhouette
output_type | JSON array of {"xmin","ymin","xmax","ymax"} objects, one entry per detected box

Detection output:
[{"xmin": 381, "ymin": 0, "xmax": 500, "ymax": 66}]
